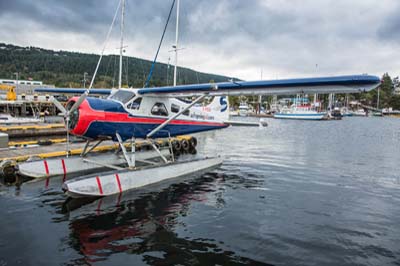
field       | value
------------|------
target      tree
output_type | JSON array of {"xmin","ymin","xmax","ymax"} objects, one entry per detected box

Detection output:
[
  {"xmin": 0, "ymin": 42, "xmax": 232, "ymax": 88},
  {"xmin": 364, "ymin": 73, "xmax": 395, "ymax": 108},
  {"xmin": 380, "ymin": 73, "xmax": 393, "ymax": 107}
]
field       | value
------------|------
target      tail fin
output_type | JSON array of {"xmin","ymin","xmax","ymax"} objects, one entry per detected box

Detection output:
[{"xmin": 207, "ymin": 96, "xmax": 229, "ymax": 121}]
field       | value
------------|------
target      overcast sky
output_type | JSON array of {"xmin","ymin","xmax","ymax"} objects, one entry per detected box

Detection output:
[{"xmin": 0, "ymin": 0, "xmax": 399, "ymax": 80}]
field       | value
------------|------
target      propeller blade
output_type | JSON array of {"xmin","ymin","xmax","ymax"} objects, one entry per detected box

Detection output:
[
  {"xmin": 51, "ymin": 96, "xmax": 67, "ymax": 115},
  {"xmin": 68, "ymin": 91, "xmax": 88, "ymax": 114}
]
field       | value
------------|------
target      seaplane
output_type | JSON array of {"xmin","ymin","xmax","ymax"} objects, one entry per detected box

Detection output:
[
  {"xmin": 27, "ymin": 74, "xmax": 380, "ymax": 198},
  {"xmin": 24, "ymin": 0, "xmax": 380, "ymax": 198}
]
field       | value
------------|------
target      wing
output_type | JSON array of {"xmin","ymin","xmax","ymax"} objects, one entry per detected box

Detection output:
[
  {"xmin": 138, "ymin": 75, "xmax": 380, "ymax": 97},
  {"xmin": 34, "ymin": 88, "xmax": 112, "ymax": 95}
]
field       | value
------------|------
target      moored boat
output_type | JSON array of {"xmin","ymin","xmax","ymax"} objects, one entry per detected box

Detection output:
[
  {"xmin": 329, "ymin": 107, "xmax": 342, "ymax": 120},
  {"xmin": 238, "ymin": 102, "xmax": 250, "ymax": 117},
  {"xmin": 341, "ymin": 107, "xmax": 353, "ymax": 117},
  {"xmin": 372, "ymin": 112, "xmax": 383, "ymax": 117},
  {"xmin": 351, "ymin": 109, "xmax": 367, "ymax": 117},
  {"xmin": 274, "ymin": 104, "xmax": 327, "ymax": 120}
]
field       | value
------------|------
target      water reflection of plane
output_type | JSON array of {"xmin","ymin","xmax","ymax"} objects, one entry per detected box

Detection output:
[{"xmin": 64, "ymin": 173, "xmax": 272, "ymax": 265}]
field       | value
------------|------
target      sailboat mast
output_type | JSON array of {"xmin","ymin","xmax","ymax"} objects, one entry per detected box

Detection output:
[
  {"xmin": 173, "ymin": 0, "xmax": 180, "ymax": 87},
  {"xmin": 377, "ymin": 87, "xmax": 380, "ymax": 109},
  {"xmin": 258, "ymin": 69, "xmax": 262, "ymax": 114},
  {"xmin": 118, "ymin": 0, "xmax": 126, "ymax": 89}
]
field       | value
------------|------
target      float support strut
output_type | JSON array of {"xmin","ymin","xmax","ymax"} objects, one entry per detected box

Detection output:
[{"xmin": 116, "ymin": 133, "xmax": 135, "ymax": 169}]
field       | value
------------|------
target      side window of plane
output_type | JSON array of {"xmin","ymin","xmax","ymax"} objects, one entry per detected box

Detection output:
[
  {"xmin": 128, "ymin": 97, "xmax": 142, "ymax": 110},
  {"xmin": 171, "ymin": 103, "xmax": 190, "ymax": 116},
  {"xmin": 171, "ymin": 103, "xmax": 180, "ymax": 113},
  {"xmin": 151, "ymin": 102, "xmax": 168, "ymax": 116}
]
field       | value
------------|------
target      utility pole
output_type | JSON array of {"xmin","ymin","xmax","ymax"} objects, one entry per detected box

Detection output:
[
  {"xmin": 258, "ymin": 69, "xmax": 263, "ymax": 114},
  {"xmin": 314, "ymin": 63, "xmax": 318, "ymax": 108},
  {"xmin": 377, "ymin": 87, "xmax": 380, "ymax": 109},
  {"xmin": 14, "ymin": 72, "xmax": 19, "ymax": 94},
  {"xmin": 83, "ymin": 72, "xmax": 88, "ymax": 89},
  {"xmin": 167, "ymin": 57, "xmax": 171, "ymax": 86}
]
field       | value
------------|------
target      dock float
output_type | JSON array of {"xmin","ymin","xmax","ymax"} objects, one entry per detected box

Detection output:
[
  {"xmin": 8, "ymin": 138, "xmax": 68, "ymax": 147},
  {"xmin": 1, "ymin": 136, "xmax": 193, "ymax": 163},
  {"xmin": 0, "ymin": 123, "xmax": 66, "ymax": 138}
]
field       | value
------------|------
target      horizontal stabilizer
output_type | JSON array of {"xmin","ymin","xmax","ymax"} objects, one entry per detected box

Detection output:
[
  {"xmin": 224, "ymin": 120, "xmax": 268, "ymax": 127},
  {"xmin": 138, "ymin": 75, "xmax": 380, "ymax": 97}
]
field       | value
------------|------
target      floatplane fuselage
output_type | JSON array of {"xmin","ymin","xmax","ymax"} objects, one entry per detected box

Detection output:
[{"xmin": 67, "ymin": 89, "xmax": 229, "ymax": 141}]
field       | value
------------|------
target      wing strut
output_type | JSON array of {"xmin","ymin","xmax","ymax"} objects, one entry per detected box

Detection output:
[{"xmin": 146, "ymin": 94, "xmax": 207, "ymax": 138}]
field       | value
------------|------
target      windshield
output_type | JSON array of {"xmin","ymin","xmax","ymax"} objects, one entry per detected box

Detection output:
[{"xmin": 109, "ymin": 90, "xmax": 135, "ymax": 104}]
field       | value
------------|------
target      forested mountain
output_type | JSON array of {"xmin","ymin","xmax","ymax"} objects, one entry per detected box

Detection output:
[
  {"xmin": 1, "ymin": 43, "xmax": 398, "ymax": 109},
  {"xmin": 0, "ymin": 43, "xmax": 232, "ymax": 88}
]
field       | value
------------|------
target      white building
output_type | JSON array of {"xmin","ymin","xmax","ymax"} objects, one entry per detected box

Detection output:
[{"xmin": 0, "ymin": 79, "xmax": 43, "ymax": 86}]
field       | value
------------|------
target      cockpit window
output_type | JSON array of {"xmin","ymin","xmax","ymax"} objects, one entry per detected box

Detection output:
[
  {"xmin": 109, "ymin": 90, "xmax": 135, "ymax": 104},
  {"xmin": 151, "ymin": 102, "xmax": 168, "ymax": 116},
  {"xmin": 128, "ymin": 97, "xmax": 142, "ymax": 110}
]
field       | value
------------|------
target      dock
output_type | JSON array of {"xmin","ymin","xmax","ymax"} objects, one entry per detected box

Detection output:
[
  {"xmin": 0, "ymin": 123, "xmax": 66, "ymax": 138},
  {"xmin": 0, "ymin": 138, "xmax": 184, "ymax": 163},
  {"xmin": 0, "ymin": 99, "xmax": 58, "ymax": 117}
]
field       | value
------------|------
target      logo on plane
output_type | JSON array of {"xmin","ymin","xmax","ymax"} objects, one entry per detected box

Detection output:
[{"xmin": 220, "ymin": 97, "xmax": 227, "ymax": 112}]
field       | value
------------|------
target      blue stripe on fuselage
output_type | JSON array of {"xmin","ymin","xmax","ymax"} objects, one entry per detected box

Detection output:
[{"xmin": 83, "ymin": 121, "xmax": 227, "ymax": 140}]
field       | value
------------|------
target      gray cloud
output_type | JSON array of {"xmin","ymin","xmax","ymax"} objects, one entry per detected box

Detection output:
[
  {"xmin": 378, "ymin": 4, "xmax": 400, "ymax": 41},
  {"xmin": 0, "ymin": 0, "xmax": 114, "ymax": 32},
  {"xmin": 0, "ymin": 0, "xmax": 399, "ymax": 80}
]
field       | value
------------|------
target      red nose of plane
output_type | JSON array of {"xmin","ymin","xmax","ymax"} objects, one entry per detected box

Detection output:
[
  {"xmin": 64, "ymin": 97, "xmax": 109, "ymax": 138},
  {"xmin": 65, "ymin": 97, "xmax": 81, "ymax": 132}
]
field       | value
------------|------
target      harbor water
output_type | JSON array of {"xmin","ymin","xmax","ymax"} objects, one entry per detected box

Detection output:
[{"xmin": 0, "ymin": 117, "xmax": 399, "ymax": 265}]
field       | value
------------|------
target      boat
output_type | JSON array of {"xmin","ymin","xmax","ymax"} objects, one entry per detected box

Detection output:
[
  {"xmin": 238, "ymin": 102, "xmax": 250, "ymax": 117},
  {"xmin": 382, "ymin": 108, "xmax": 400, "ymax": 116},
  {"xmin": 329, "ymin": 107, "xmax": 342, "ymax": 120},
  {"xmin": 0, "ymin": 114, "xmax": 42, "ymax": 124},
  {"xmin": 351, "ymin": 108, "xmax": 367, "ymax": 117},
  {"xmin": 274, "ymin": 104, "xmax": 327, "ymax": 120},
  {"xmin": 229, "ymin": 107, "xmax": 239, "ymax": 116},
  {"xmin": 341, "ymin": 107, "xmax": 353, "ymax": 117}
]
